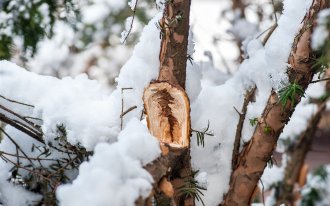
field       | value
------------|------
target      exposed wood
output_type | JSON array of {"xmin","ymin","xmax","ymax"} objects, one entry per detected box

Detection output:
[
  {"xmin": 144, "ymin": 82, "xmax": 190, "ymax": 148},
  {"xmin": 298, "ymin": 163, "xmax": 309, "ymax": 188},
  {"xmin": 221, "ymin": 1, "xmax": 329, "ymax": 205},
  {"xmin": 159, "ymin": 177, "xmax": 175, "ymax": 197}
]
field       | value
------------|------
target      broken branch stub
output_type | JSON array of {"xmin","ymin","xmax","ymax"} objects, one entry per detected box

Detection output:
[{"xmin": 143, "ymin": 81, "xmax": 190, "ymax": 148}]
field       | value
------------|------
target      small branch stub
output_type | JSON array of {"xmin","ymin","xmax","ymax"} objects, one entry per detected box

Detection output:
[{"xmin": 143, "ymin": 82, "xmax": 190, "ymax": 148}]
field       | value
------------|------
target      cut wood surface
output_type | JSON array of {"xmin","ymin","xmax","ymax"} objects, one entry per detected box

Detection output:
[{"xmin": 144, "ymin": 82, "xmax": 190, "ymax": 148}]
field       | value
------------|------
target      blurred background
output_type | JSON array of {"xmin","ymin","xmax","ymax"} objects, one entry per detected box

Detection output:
[{"xmin": 0, "ymin": 0, "xmax": 330, "ymax": 205}]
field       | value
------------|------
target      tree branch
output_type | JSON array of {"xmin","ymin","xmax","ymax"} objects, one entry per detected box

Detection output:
[
  {"xmin": 221, "ymin": 1, "xmax": 329, "ymax": 205},
  {"xmin": 231, "ymin": 87, "xmax": 256, "ymax": 170}
]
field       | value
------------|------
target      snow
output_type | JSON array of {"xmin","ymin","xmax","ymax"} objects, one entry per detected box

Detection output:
[
  {"xmin": 28, "ymin": 22, "xmax": 75, "ymax": 74},
  {"xmin": 301, "ymin": 165, "xmax": 330, "ymax": 206},
  {"xmin": 81, "ymin": 0, "xmax": 126, "ymax": 25},
  {"xmin": 0, "ymin": 13, "xmax": 161, "ymax": 150},
  {"xmin": 56, "ymin": 118, "xmax": 160, "ymax": 206},
  {"xmin": 0, "ymin": 0, "xmax": 322, "ymax": 205},
  {"xmin": 229, "ymin": 18, "xmax": 258, "ymax": 41},
  {"xmin": 0, "ymin": 127, "xmax": 59, "ymax": 205},
  {"xmin": 128, "ymin": 0, "xmax": 137, "ymax": 10},
  {"xmin": 0, "ymin": 12, "xmax": 162, "ymax": 205},
  {"xmin": 120, "ymin": 16, "xmax": 134, "ymax": 44},
  {"xmin": 0, "ymin": 61, "xmax": 115, "ymax": 150},
  {"xmin": 312, "ymin": 8, "xmax": 330, "ymax": 49},
  {"xmin": 0, "ymin": 170, "xmax": 42, "ymax": 206}
]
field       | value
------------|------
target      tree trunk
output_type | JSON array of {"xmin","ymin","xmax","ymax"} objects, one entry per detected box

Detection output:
[
  {"xmin": 142, "ymin": 0, "xmax": 192, "ymax": 205},
  {"xmin": 221, "ymin": 1, "xmax": 329, "ymax": 205}
]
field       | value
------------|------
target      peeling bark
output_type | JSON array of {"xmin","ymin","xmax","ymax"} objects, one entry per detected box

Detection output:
[{"xmin": 221, "ymin": 1, "xmax": 329, "ymax": 205}]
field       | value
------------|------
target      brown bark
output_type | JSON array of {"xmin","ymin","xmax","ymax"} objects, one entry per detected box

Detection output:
[
  {"xmin": 231, "ymin": 88, "xmax": 256, "ymax": 170},
  {"xmin": 221, "ymin": 1, "xmax": 329, "ymax": 205},
  {"xmin": 141, "ymin": 0, "xmax": 192, "ymax": 205},
  {"xmin": 157, "ymin": 0, "xmax": 191, "ymax": 88}
]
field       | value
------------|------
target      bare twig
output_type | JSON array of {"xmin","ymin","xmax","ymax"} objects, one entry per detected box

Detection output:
[
  {"xmin": 259, "ymin": 0, "xmax": 279, "ymax": 46},
  {"xmin": 262, "ymin": 23, "xmax": 278, "ymax": 45},
  {"xmin": 0, "ymin": 113, "xmax": 44, "ymax": 143},
  {"xmin": 0, "ymin": 127, "xmax": 34, "ymax": 164},
  {"xmin": 121, "ymin": 0, "xmax": 139, "ymax": 44},
  {"xmin": 120, "ymin": 87, "xmax": 134, "ymax": 130},
  {"xmin": 140, "ymin": 109, "xmax": 145, "ymax": 121},
  {"xmin": 260, "ymin": 179, "xmax": 265, "ymax": 206},
  {"xmin": 0, "ymin": 151, "xmax": 60, "ymax": 162},
  {"xmin": 24, "ymin": 116, "xmax": 43, "ymax": 121},
  {"xmin": 120, "ymin": 106, "xmax": 137, "ymax": 118},
  {"xmin": 271, "ymin": 0, "xmax": 278, "ymax": 22},
  {"xmin": 0, "ymin": 104, "xmax": 40, "ymax": 129},
  {"xmin": 0, "ymin": 94, "xmax": 34, "ymax": 108},
  {"xmin": 311, "ymin": 77, "xmax": 330, "ymax": 83},
  {"xmin": 231, "ymin": 87, "xmax": 256, "ymax": 169}
]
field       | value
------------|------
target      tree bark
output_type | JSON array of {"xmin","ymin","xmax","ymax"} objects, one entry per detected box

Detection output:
[
  {"xmin": 142, "ymin": 0, "xmax": 192, "ymax": 205},
  {"xmin": 221, "ymin": 1, "xmax": 329, "ymax": 205}
]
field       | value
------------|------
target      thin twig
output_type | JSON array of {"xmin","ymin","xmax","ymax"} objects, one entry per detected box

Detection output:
[
  {"xmin": 0, "ymin": 113, "xmax": 44, "ymax": 143},
  {"xmin": 140, "ymin": 109, "xmax": 145, "ymax": 120},
  {"xmin": 0, "ymin": 127, "xmax": 34, "ymax": 164},
  {"xmin": 271, "ymin": 0, "xmax": 278, "ymax": 22},
  {"xmin": 0, "ymin": 94, "xmax": 34, "ymax": 108},
  {"xmin": 260, "ymin": 179, "xmax": 265, "ymax": 206},
  {"xmin": 311, "ymin": 77, "xmax": 330, "ymax": 83},
  {"xmin": 120, "ymin": 87, "xmax": 134, "ymax": 130},
  {"xmin": 24, "ymin": 116, "xmax": 43, "ymax": 121},
  {"xmin": 262, "ymin": 23, "xmax": 278, "ymax": 45},
  {"xmin": 0, "ymin": 104, "xmax": 41, "ymax": 130},
  {"xmin": 0, "ymin": 154, "xmax": 53, "ymax": 182},
  {"xmin": 121, "ymin": 0, "xmax": 139, "ymax": 44},
  {"xmin": 256, "ymin": 24, "xmax": 274, "ymax": 39},
  {"xmin": 260, "ymin": 0, "xmax": 279, "ymax": 46},
  {"xmin": 0, "ymin": 151, "xmax": 61, "ymax": 161},
  {"xmin": 231, "ymin": 87, "xmax": 256, "ymax": 170},
  {"xmin": 120, "ymin": 106, "xmax": 138, "ymax": 118}
]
